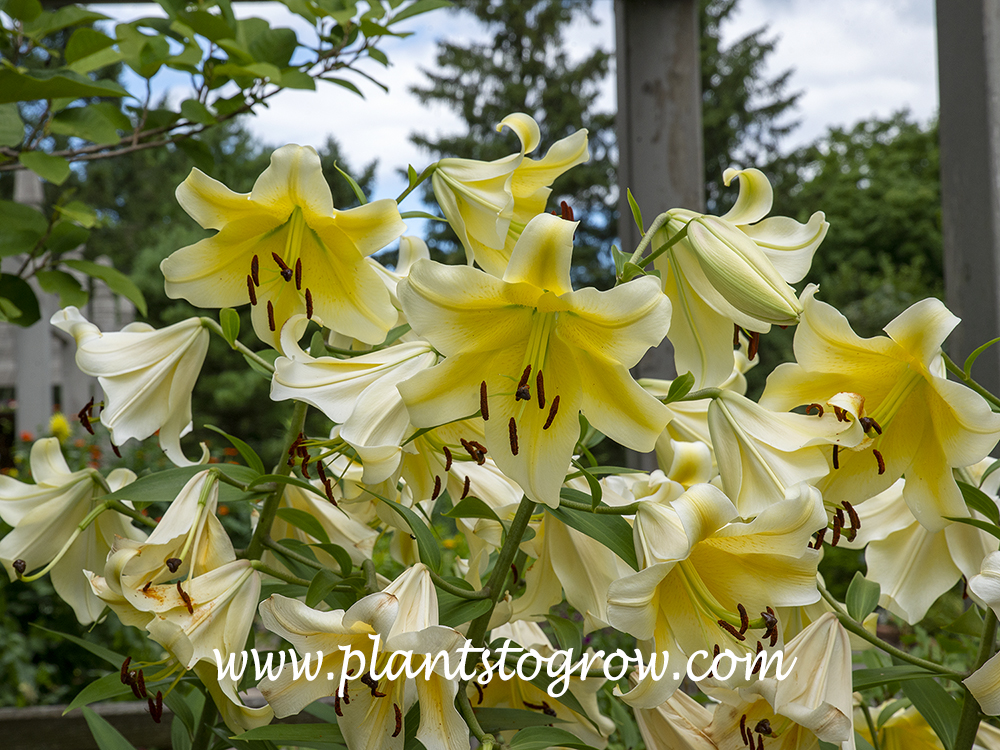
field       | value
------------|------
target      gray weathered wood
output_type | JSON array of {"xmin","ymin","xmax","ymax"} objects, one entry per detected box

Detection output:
[
  {"xmin": 615, "ymin": 0, "xmax": 704, "ymax": 469},
  {"xmin": 938, "ymin": 0, "xmax": 1000, "ymax": 394}
]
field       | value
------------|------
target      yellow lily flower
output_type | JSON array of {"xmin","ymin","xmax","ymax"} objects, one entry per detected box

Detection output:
[
  {"xmin": 51, "ymin": 307, "xmax": 210, "ymax": 466},
  {"xmin": 0, "ymin": 437, "xmax": 141, "ymax": 624},
  {"xmin": 432, "ymin": 113, "xmax": 589, "ymax": 276},
  {"xmin": 397, "ymin": 213, "xmax": 672, "ymax": 508},
  {"xmin": 162, "ymin": 144, "xmax": 406, "ymax": 348},
  {"xmin": 760, "ymin": 286, "xmax": 1000, "ymax": 531},
  {"xmin": 856, "ymin": 703, "xmax": 945, "ymax": 750}
]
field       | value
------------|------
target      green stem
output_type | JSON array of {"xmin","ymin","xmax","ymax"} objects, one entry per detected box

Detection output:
[
  {"xmin": 246, "ymin": 401, "xmax": 309, "ymax": 560},
  {"xmin": 626, "ymin": 211, "xmax": 674, "ymax": 266},
  {"xmin": 679, "ymin": 387, "xmax": 722, "ymax": 402},
  {"xmin": 953, "ymin": 608, "xmax": 998, "ymax": 750},
  {"xmin": 456, "ymin": 686, "xmax": 495, "ymax": 748},
  {"xmin": 395, "ymin": 163, "xmax": 437, "ymax": 204},
  {"xmin": 819, "ymin": 587, "xmax": 964, "ymax": 680},
  {"xmin": 251, "ymin": 560, "xmax": 311, "ymax": 587},
  {"xmin": 362, "ymin": 559, "xmax": 379, "ymax": 595},
  {"xmin": 558, "ymin": 497, "xmax": 640, "ymax": 516},
  {"xmin": 861, "ymin": 702, "xmax": 881, "ymax": 750},
  {"xmin": 107, "ymin": 499, "xmax": 157, "ymax": 528},
  {"xmin": 428, "ymin": 567, "xmax": 491, "ymax": 600},
  {"xmin": 261, "ymin": 536, "xmax": 328, "ymax": 572},
  {"xmin": 943, "ymin": 353, "xmax": 1000, "ymax": 411},
  {"xmin": 636, "ymin": 221, "xmax": 689, "ymax": 269},
  {"xmin": 200, "ymin": 317, "xmax": 276, "ymax": 374},
  {"xmin": 465, "ymin": 496, "xmax": 536, "ymax": 648},
  {"xmin": 214, "ymin": 470, "xmax": 251, "ymax": 492},
  {"xmin": 189, "ymin": 688, "xmax": 217, "ymax": 750}
]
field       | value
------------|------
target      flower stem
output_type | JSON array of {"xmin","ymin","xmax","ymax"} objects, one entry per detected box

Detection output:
[
  {"xmin": 465, "ymin": 495, "xmax": 536, "ymax": 649},
  {"xmin": 558, "ymin": 497, "xmax": 640, "ymax": 516},
  {"xmin": 200, "ymin": 316, "xmax": 275, "ymax": 374},
  {"xmin": 953, "ymin": 607, "xmax": 998, "ymax": 750},
  {"xmin": 250, "ymin": 560, "xmax": 311, "ymax": 588},
  {"xmin": 396, "ymin": 163, "xmax": 437, "ymax": 204},
  {"xmin": 107, "ymin": 499, "xmax": 157, "ymax": 528},
  {"xmin": 819, "ymin": 587, "xmax": 964, "ymax": 680},
  {"xmin": 362, "ymin": 558, "xmax": 379, "ymax": 595},
  {"xmin": 428, "ymin": 566, "xmax": 491, "ymax": 600},
  {"xmin": 943, "ymin": 353, "xmax": 1000, "ymax": 411},
  {"xmin": 861, "ymin": 702, "xmax": 881, "ymax": 750},
  {"xmin": 261, "ymin": 536, "xmax": 328, "ymax": 572},
  {"xmin": 246, "ymin": 400, "xmax": 309, "ymax": 560},
  {"xmin": 457, "ymin": 686, "xmax": 495, "ymax": 748},
  {"xmin": 626, "ymin": 211, "xmax": 673, "ymax": 267}
]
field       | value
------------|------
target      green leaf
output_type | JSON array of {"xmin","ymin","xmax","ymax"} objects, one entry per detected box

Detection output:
[
  {"xmin": 375, "ymin": 495, "xmax": 442, "ymax": 572},
  {"xmin": 62, "ymin": 259, "xmax": 147, "ymax": 316},
  {"xmin": 5, "ymin": 0, "xmax": 42, "ymax": 22},
  {"xmin": 473, "ymin": 707, "xmax": 568, "ymax": 733},
  {"xmin": 902, "ymin": 678, "xmax": 960, "ymax": 750},
  {"xmin": 323, "ymin": 76, "xmax": 364, "ymax": 97},
  {"xmin": 846, "ymin": 572, "xmax": 881, "ymax": 622},
  {"xmin": 665, "ymin": 371, "xmax": 695, "ymax": 403},
  {"xmin": 0, "ymin": 68, "xmax": 127, "ymax": 105},
  {"xmin": 36, "ymin": 270, "xmax": 88, "ymax": 309},
  {"xmin": 81, "ymin": 706, "xmax": 140, "ymax": 750},
  {"xmin": 399, "ymin": 210, "xmax": 445, "ymax": 221},
  {"xmin": 852, "ymin": 666, "xmax": 936, "ymax": 691},
  {"xmin": 250, "ymin": 473, "xmax": 328, "ymax": 502},
  {"xmin": 389, "ymin": 0, "xmax": 452, "ymax": 24},
  {"xmin": 605, "ymin": 694, "xmax": 642, "ymax": 750},
  {"xmin": 546, "ymin": 613, "xmax": 582, "ymax": 659},
  {"xmin": 444, "ymin": 496, "xmax": 501, "ymax": 524},
  {"xmin": 508, "ymin": 725, "xmax": 600, "ymax": 750},
  {"xmin": 45, "ymin": 220, "xmax": 90, "ymax": 254},
  {"xmin": 276, "ymin": 507, "xmax": 332, "ymax": 545},
  {"xmin": 56, "ymin": 200, "xmax": 99, "ymax": 228},
  {"xmin": 382, "ymin": 323, "xmax": 411, "ymax": 347},
  {"xmin": 32, "ymin": 624, "xmax": 125, "ymax": 667},
  {"xmin": 944, "ymin": 603, "xmax": 985, "ymax": 637},
  {"xmin": 0, "ymin": 199, "xmax": 47, "ymax": 257},
  {"xmin": 243, "ymin": 348, "xmax": 280, "ymax": 378},
  {"xmin": 100, "ymin": 465, "xmax": 261, "ymax": 505},
  {"xmin": 180, "ymin": 99, "xmax": 217, "ymax": 125},
  {"xmin": 944, "ymin": 515, "xmax": 1000, "ymax": 542},
  {"xmin": 964, "ymin": 336, "xmax": 1000, "ymax": 377},
  {"xmin": 311, "ymin": 543, "xmax": 353, "ymax": 576},
  {"xmin": 334, "ymin": 162, "xmax": 367, "ymax": 205},
  {"xmin": 0, "ymin": 273, "xmax": 41, "ymax": 326},
  {"xmin": 876, "ymin": 698, "xmax": 910, "ymax": 728},
  {"xmin": 65, "ymin": 672, "xmax": 136, "ymax": 713},
  {"xmin": 19, "ymin": 151, "xmax": 71, "ymax": 185},
  {"xmin": 204, "ymin": 424, "xmax": 264, "ymax": 476},
  {"xmin": 176, "ymin": 138, "xmax": 215, "ymax": 173},
  {"xmin": 611, "ymin": 245, "xmax": 630, "ymax": 278},
  {"xmin": 50, "ymin": 106, "xmax": 122, "ymax": 144},
  {"xmin": 548, "ymin": 500, "xmax": 639, "ymax": 571},
  {"xmin": 179, "ymin": 9, "xmax": 235, "ymax": 42},
  {"xmin": 438, "ymin": 592, "xmax": 492, "ymax": 627},
  {"xmin": 957, "ymin": 480, "xmax": 1000, "ymax": 525},
  {"xmin": 279, "ymin": 69, "xmax": 316, "ymax": 90},
  {"xmin": 66, "ymin": 27, "xmax": 116, "ymax": 63},
  {"xmin": 233, "ymin": 724, "xmax": 346, "ymax": 744},
  {"xmin": 23, "ymin": 6, "xmax": 109, "ymax": 39},
  {"xmin": 571, "ymin": 459, "xmax": 603, "ymax": 511},
  {"xmin": 171, "ymin": 713, "xmax": 192, "ymax": 750},
  {"xmin": 0, "ymin": 103, "xmax": 23, "ymax": 147},
  {"xmin": 306, "ymin": 568, "xmax": 341, "ymax": 607},
  {"xmin": 619, "ymin": 261, "xmax": 646, "ymax": 282},
  {"xmin": 981, "ymin": 459, "xmax": 1000, "ymax": 488},
  {"xmin": 854, "ymin": 733, "xmax": 877, "ymax": 750},
  {"xmin": 626, "ymin": 188, "xmax": 644, "ymax": 233},
  {"xmin": 220, "ymin": 307, "xmax": 241, "ymax": 347}
]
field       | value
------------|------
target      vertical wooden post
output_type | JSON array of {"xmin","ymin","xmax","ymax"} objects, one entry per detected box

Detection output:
[
  {"xmin": 937, "ymin": 1, "xmax": 1000, "ymax": 395},
  {"xmin": 616, "ymin": 0, "xmax": 704, "ymax": 469}
]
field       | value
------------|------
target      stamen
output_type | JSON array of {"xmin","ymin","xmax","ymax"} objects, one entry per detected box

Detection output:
[
  {"xmin": 78, "ymin": 397, "xmax": 95, "ymax": 435},
  {"xmin": 460, "ymin": 438, "xmax": 482, "ymax": 462},
  {"xmin": 536, "ymin": 370, "xmax": 546, "ymax": 409},
  {"xmin": 833, "ymin": 406, "xmax": 846, "ymax": 422},
  {"xmin": 342, "ymin": 679, "xmax": 350, "ymax": 704},
  {"xmin": 305, "ymin": 288, "xmax": 314, "ymax": 319},
  {"xmin": 272, "ymin": 252, "xmax": 293, "ymax": 280},
  {"xmin": 111, "ymin": 442, "xmax": 122, "ymax": 458},
  {"xmin": 748, "ymin": 331, "xmax": 760, "ymax": 360},
  {"xmin": 713, "ymin": 644, "xmax": 720, "ymax": 658},
  {"xmin": 740, "ymin": 714, "xmax": 749, "ymax": 746},
  {"xmin": 516, "ymin": 365, "xmax": 532, "ymax": 401},
  {"xmin": 443, "ymin": 446, "xmax": 453, "ymax": 472},
  {"xmin": 757, "ymin": 734, "xmax": 764, "ymax": 750},
  {"xmin": 334, "ymin": 693, "xmax": 343, "ymax": 716},
  {"xmin": 294, "ymin": 258, "xmax": 302, "ymax": 290},
  {"xmin": 832, "ymin": 444, "xmax": 839, "ymax": 469},
  {"xmin": 142, "ymin": 581, "xmax": 152, "ymax": 593},
  {"xmin": 128, "ymin": 675, "xmax": 141, "ymax": 699},
  {"xmin": 737, "ymin": 603, "xmax": 749, "ymax": 634},
  {"xmin": 166, "ymin": 558, "xmax": 182, "ymax": 573},
  {"xmin": 149, "ymin": 691, "xmax": 163, "ymax": 723},
  {"xmin": 461, "ymin": 475, "xmax": 471, "ymax": 500},
  {"xmin": 834, "ymin": 507, "xmax": 845, "ymax": 529},
  {"xmin": 136, "ymin": 669, "xmax": 146, "ymax": 698},
  {"xmin": 474, "ymin": 682, "xmax": 484, "ymax": 705},
  {"xmin": 543, "ymin": 395, "xmax": 560, "ymax": 430},
  {"xmin": 751, "ymin": 641, "xmax": 764, "ymax": 674},
  {"xmin": 121, "ymin": 656, "xmax": 132, "ymax": 685},
  {"xmin": 805, "ymin": 403, "xmax": 824, "ymax": 417},
  {"xmin": 560, "ymin": 200, "xmax": 574, "ymax": 221},
  {"xmin": 392, "ymin": 704, "xmax": 402, "ymax": 737},
  {"xmin": 247, "ymin": 275, "xmax": 257, "ymax": 305},
  {"xmin": 316, "ymin": 460, "xmax": 328, "ymax": 483},
  {"xmin": 811, "ymin": 528, "xmax": 826, "ymax": 550},
  {"xmin": 251, "ymin": 255, "xmax": 260, "ymax": 286},
  {"xmin": 431, "ymin": 475, "xmax": 442, "ymax": 501},
  {"xmin": 480, "ymin": 381, "xmax": 490, "ymax": 420},
  {"xmin": 469, "ymin": 440, "xmax": 488, "ymax": 465},
  {"xmin": 511, "ymin": 563, "xmax": 519, "ymax": 585},
  {"xmin": 717, "ymin": 619, "xmax": 746, "ymax": 641},
  {"xmin": 831, "ymin": 515, "xmax": 842, "ymax": 547},
  {"xmin": 300, "ymin": 452, "xmax": 311, "ymax": 479},
  {"xmin": 508, "ymin": 417, "xmax": 519, "ymax": 456},
  {"xmin": 176, "ymin": 581, "xmax": 194, "ymax": 614},
  {"xmin": 843, "ymin": 501, "xmax": 860, "ymax": 531},
  {"xmin": 860, "ymin": 416, "xmax": 882, "ymax": 435},
  {"xmin": 361, "ymin": 672, "xmax": 386, "ymax": 698},
  {"xmin": 754, "ymin": 719, "xmax": 773, "ymax": 736},
  {"xmin": 12, "ymin": 559, "xmax": 25, "ymax": 577},
  {"xmin": 267, "ymin": 300, "xmax": 276, "ymax": 331},
  {"xmin": 765, "ymin": 607, "xmax": 778, "ymax": 647},
  {"xmin": 734, "ymin": 325, "xmax": 741, "ymax": 348},
  {"xmin": 873, "ymin": 448, "xmax": 885, "ymax": 475}
]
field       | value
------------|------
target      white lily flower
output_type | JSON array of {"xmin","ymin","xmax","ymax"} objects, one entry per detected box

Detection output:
[{"xmin": 51, "ymin": 306, "xmax": 210, "ymax": 466}]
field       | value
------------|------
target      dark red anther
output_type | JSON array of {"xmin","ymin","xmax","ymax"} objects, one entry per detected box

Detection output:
[
  {"xmin": 142, "ymin": 581, "xmax": 152, "ymax": 593},
  {"xmin": 734, "ymin": 325, "xmax": 741, "ymax": 348},
  {"xmin": 833, "ymin": 406, "xmax": 846, "ymax": 422},
  {"xmin": 431, "ymin": 475, "xmax": 442, "ymax": 501},
  {"xmin": 251, "ymin": 255, "xmax": 260, "ymax": 286},
  {"xmin": 323, "ymin": 478, "xmax": 337, "ymax": 506},
  {"xmin": 153, "ymin": 691, "xmax": 163, "ymax": 723},
  {"xmin": 121, "ymin": 656, "xmax": 132, "ymax": 685},
  {"xmin": 535, "ymin": 370, "xmax": 546, "ymax": 409},
  {"xmin": 740, "ymin": 714, "xmax": 749, "ymax": 746},
  {"xmin": 757, "ymin": 734, "xmax": 764, "ymax": 750},
  {"xmin": 737, "ymin": 603, "xmax": 749, "ymax": 635},
  {"xmin": 136, "ymin": 669, "xmax": 146, "ymax": 698},
  {"xmin": 111, "ymin": 442, "xmax": 122, "ymax": 458},
  {"xmin": 361, "ymin": 672, "xmax": 386, "ymax": 698},
  {"xmin": 341, "ymin": 679, "xmax": 350, "ymax": 704},
  {"xmin": 830, "ymin": 516, "xmax": 842, "ymax": 547},
  {"xmin": 78, "ymin": 397, "xmax": 95, "ymax": 435},
  {"xmin": 247, "ymin": 274, "xmax": 258, "ymax": 305},
  {"xmin": 12, "ymin": 559, "xmax": 25, "ymax": 577},
  {"xmin": 543, "ymin": 395, "xmax": 560, "ymax": 430},
  {"xmin": 748, "ymin": 331, "xmax": 760, "ymax": 360},
  {"xmin": 305, "ymin": 288, "xmax": 314, "ymax": 320},
  {"xmin": 443, "ymin": 446, "xmax": 453, "ymax": 472},
  {"xmin": 508, "ymin": 417, "xmax": 519, "ymax": 456},
  {"xmin": 560, "ymin": 200, "xmax": 574, "ymax": 221},
  {"xmin": 176, "ymin": 581, "xmax": 194, "ymax": 614},
  {"xmin": 873, "ymin": 448, "xmax": 885, "ymax": 475},
  {"xmin": 755, "ymin": 719, "xmax": 773, "ymax": 737},
  {"xmin": 832, "ymin": 444, "xmax": 840, "ymax": 469},
  {"xmin": 469, "ymin": 440, "xmax": 488, "ymax": 465},
  {"xmin": 843, "ymin": 501, "xmax": 860, "ymax": 532},
  {"xmin": 316, "ymin": 460, "xmax": 328, "ymax": 483},
  {"xmin": 751, "ymin": 641, "xmax": 764, "ymax": 675},
  {"xmin": 860, "ymin": 416, "xmax": 882, "ymax": 435},
  {"xmin": 515, "ymin": 365, "xmax": 532, "ymax": 401},
  {"xmin": 267, "ymin": 300, "xmax": 276, "ymax": 331},
  {"xmin": 474, "ymin": 681, "xmax": 484, "ymax": 705},
  {"xmin": 294, "ymin": 258, "xmax": 302, "ymax": 290},
  {"xmin": 129, "ymin": 672, "xmax": 143, "ymax": 699},
  {"xmin": 392, "ymin": 703, "xmax": 402, "ymax": 737},
  {"xmin": 461, "ymin": 475, "xmax": 471, "ymax": 500},
  {"xmin": 806, "ymin": 403, "xmax": 824, "ymax": 417},
  {"xmin": 523, "ymin": 700, "xmax": 548, "ymax": 712},
  {"xmin": 511, "ymin": 563, "xmax": 519, "ymax": 585},
  {"xmin": 811, "ymin": 527, "xmax": 826, "ymax": 550},
  {"xmin": 717, "ymin": 619, "xmax": 746, "ymax": 641},
  {"xmin": 713, "ymin": 644, "xmax": 720, "ymax": 658},
  {"xmin": 460, "ymin": 438, "xmax": 481, "ymax": 462},
  {"xmin": 300, "ymin": 452, "xmax": 311, "ymax": 479},
  {"xmin": 334, "ymin": 692, "xmax": 343, "ymax": 716},
  {"xmin": 963, "ymin": 578, "xmax": 969, "ymax": 599},
  {"xmin": 480, "ymin": 381, "xmax": 490, "ymax": 420},
  {"xmin": 166, "ymin": 558, "xmax": 182, "ymax": 573},
  {"xmin": 272, "ymin": 252, "xmax": 292, "ymax": 277},
  {"xmin": 834, "ymin": 507, "xmax": 845, "ymax": 529}
]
